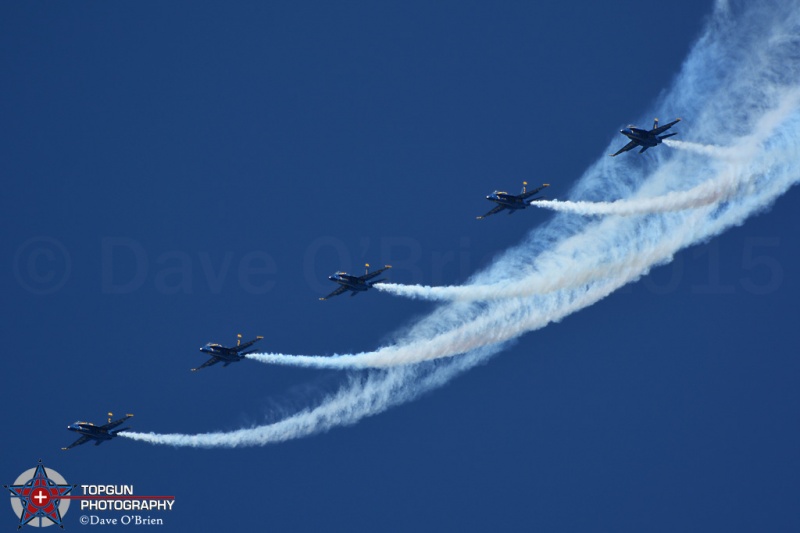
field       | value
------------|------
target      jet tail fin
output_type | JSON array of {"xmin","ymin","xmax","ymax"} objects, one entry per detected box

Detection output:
[
  {"xmin": 653, "ymin": 118, "xmax": 659, "ymax": 130},
  {"xmin": 658, "ymin": 132, "xmax": 678, "ymax": 140}
]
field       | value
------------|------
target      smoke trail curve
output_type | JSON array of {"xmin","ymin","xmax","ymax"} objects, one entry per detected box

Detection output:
[
  {"xmin": 246, "ymin": 89, "xmax": 800, "ymax": 369},
  {"xmin": 123, "ymin": 0, "xmax": 800, "ymax": 448},
  {"xmin": 375, "ymin": 96, "xmax": 799, "ymax": 303}
]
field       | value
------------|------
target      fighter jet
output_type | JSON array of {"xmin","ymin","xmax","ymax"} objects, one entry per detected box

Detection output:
[
  {"xmin": 610, "ymin": 117, "xmax": 681, "ymax": 156},
  {"xmin": 192, "ymin": 334, "xmax": 263, "ymax": 372},
  {"xmin": 62, "ymin": 413, "xmax": 133, "ymax": 450},
  {"xmin": 320, "ymin": 264, "xmax": 392, "ymax": 300},
  {"xmin": 476, "ymin": 182, "xmax": 550, "ymax": 219}
]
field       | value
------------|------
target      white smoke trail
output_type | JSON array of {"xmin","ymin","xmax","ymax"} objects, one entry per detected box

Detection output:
[
  {"xmin": 123, "ymin": 347, "xmax": 499, "ymax": 447},
  {"xmin": 528, "ymin": 125, "xmax": 788, "ymax": 217},
  {"xmin": 375, "ymin": 88, "xmax": 800, "ymax": 302},
  {"xmin": 662, "ymin": 139, "xmax": 743, "ymax": 158},
  {"xmin": 124, "ymin": 0, "xmax": 800, "ymax": 448},
  {"xmin": 531, "ymin": 170, "xmax": 738, "ymax": 216},
  {"xmin": 527, "ymin": 135, "xmax": 761, "ymax": 217}
]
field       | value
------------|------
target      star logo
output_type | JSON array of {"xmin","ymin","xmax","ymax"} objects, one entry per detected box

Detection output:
[{"xmin": 4, "ymin": 460, "xmax": 75, "ymax": 529}]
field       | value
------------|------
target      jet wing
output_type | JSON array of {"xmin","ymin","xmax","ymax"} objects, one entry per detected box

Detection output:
[
  {"xmin": 234, "ymin": 337, "xmax": 263, "ymax": 353},
  {"xmin": 652, "ymin": 118, "xmax": 681, "ymax": 135},
  {"xmin": 476, "ymin": 205, "xmax": 506, "ymax": 219},
  {"xmin": 521, "ymin": 184, "xmax": 550, "ymax": 200},
  {"xmin": 362, "ymin": 266, "xmax": 391, "ymax": 281},
  {"xmin": 102, "ymin": 415, "xmax": 133, "ymax": 430},
  {"xmin": 191, "ymin": 356, "xmax": 221, "ymax": 372},
  {"xmin": 62, "ymin": 435, "xmax": 91, "ymax": 450},
  {"xmin": 319, "ymin": 286, "xmax": 348, "ymax": 301},
  {"xmin": 610, "ymin": 140, "xmax": 638, "ymax": 157}
]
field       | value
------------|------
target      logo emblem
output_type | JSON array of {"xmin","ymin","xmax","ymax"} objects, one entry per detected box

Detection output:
[{"xmin": 4, "ymin": 460, "xmax": 75, "ymax": 529}]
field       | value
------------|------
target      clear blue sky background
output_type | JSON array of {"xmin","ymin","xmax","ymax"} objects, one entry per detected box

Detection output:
[{"xmin": 3, "ymin": 1, "xmax": 799, "ymax": 531}]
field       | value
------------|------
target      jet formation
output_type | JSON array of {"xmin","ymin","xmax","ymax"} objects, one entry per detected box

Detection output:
[
  {"xmin": 62, "ymin": 114, "xmax": 684, "ymax": 449},
  {"xmin": 62, "ymin": 413, "xmax": 133, "ymax": 450}
]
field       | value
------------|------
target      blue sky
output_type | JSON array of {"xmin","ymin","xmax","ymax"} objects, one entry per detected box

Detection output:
[{"xmin": 3, "ymin": 1, "xmax": 800, "ymax": 531}]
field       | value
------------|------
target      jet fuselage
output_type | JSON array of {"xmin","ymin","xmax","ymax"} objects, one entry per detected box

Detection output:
[
  {"xmin": 620, "ymin": 127, "xmax": 662, "ymax": 147},
  {"xmin": 67, "ymin": 422, "xmax": 115, "ymax": 442},
  {"xmin": 486, "ymin": 192, "xmax": 527, "ymax": 210},
  {"xmin": 328, "ymin": 273, "xmax": 371, "ymax": 291},
  {"xmin": 62, "ymin": 414, "xmax": 133, "ymax": 449},
  {"xmin": 199, "ymin": 344, "xmax": 246, "ymax": 363}
]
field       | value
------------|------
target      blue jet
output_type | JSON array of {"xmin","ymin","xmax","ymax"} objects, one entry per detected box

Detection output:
[
  {"xmin": 62, "ymin": 413, "xmax": 133, "ymax": 450},
  {"xmin": 610, "ymin": 117, "xmax": 681, "ymax": 156},
  {"xmin": 476, "ymin": 182, "xmax": 550, "ymax": 219},
  {"xmin": 320, "ymin": 263, "xmax": 392, "ymax": 300},
  {"xmin": 192, "ymin": 334, "xmax": 264, "ymax": 371}
]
